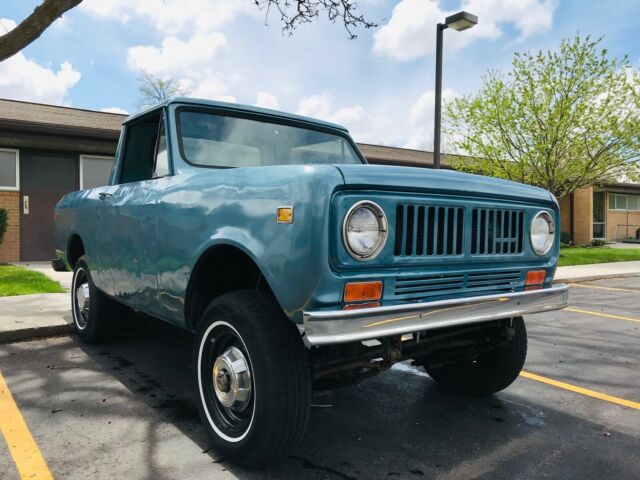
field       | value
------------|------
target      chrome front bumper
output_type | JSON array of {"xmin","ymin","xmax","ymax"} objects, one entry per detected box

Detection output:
[{"xmin": 303, "ymin": 285, "xmax": 569, "ymax": 346}]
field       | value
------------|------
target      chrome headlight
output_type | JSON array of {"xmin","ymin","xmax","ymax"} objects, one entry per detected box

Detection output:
[
  {"xmin": 343, "ymin": 201, "xmax": 388, "ymax": 260},
  {"xmin": 530, "ymin": 211, "xmax": 555, "ymax": 255}
]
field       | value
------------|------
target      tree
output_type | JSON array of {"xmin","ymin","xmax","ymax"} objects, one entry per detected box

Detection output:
[
  {"xmin": 0, "ymin": 0, "xmax": 375, "ymax": 63},
  {"xmin": 137, "ymin": 71, "xmax": 191, "ymax": 108},
  {"xmin": 444, "ymin": 34, "xmax": 640, "ymax": 200}
]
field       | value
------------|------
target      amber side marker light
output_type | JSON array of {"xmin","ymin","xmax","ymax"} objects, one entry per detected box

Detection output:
[
  {"xmin": 277, "ymin": 206, "xmax": 294, "ymax": 223},
  {"xmin": 525, "ymin": 270, "xmax": 546, "ymax": 290},
  {"xmin": 344, "ymin": 281, "xmax": 383, "ymax": 303}
]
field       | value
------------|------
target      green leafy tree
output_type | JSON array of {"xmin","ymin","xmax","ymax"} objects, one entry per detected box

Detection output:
[{"xmin": 445, "ymin": 34, "xmax": 640, "ymax": 200}]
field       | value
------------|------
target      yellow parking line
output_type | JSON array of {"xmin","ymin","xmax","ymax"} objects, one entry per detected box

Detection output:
[
  {"xmin": 570, "ymin": 284, "xmax": 640, "ymax": 293},
  {"xmin": 565, "ymin": 307, "xmax": 640, "ymax": 324},
  {"xmin": 0, "ymin": 371, "xmax": 53, "ymax": 480},
  {"xmin": 520, "ymin": 371, "xmax": 640, "ymax": 410}
]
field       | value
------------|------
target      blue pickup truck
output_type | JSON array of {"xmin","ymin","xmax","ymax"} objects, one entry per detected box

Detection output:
[{"xmin": 53, "ymin": 97, "xmax": 568, "ymax": 466}]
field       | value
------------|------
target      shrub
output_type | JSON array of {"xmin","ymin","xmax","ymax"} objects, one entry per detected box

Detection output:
[
  {"xmin": 560, "ymin": 231, "xmax": 572, "ymax": 246},
  {"xmin": 591, "ymin": 239, "xmax": 606, "ymax": 247},
  {"xmin": 636, "ymin": 227, "xmax": 640, "ymax": 240},
  {"xmin": 0, "ymin": 208, "xmax": 7, "ymax": 246}
]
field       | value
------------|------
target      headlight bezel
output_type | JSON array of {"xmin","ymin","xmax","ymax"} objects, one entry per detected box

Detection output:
[
  {"xmin": 342, "ymin": 200, "xmax": 388, "ymax": 260},
  {"xmin": 530, "ymin": 211, "xmax": 555, "ymax": 256}
]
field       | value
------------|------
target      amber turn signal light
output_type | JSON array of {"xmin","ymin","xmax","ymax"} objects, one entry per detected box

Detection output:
[
  {"xmin": 343, "ymin": 281, "xmax": 383, "ymax": 303},
  {"xmin": 525, "ymin": 270, "xmax": 546, "ymax": 286}
]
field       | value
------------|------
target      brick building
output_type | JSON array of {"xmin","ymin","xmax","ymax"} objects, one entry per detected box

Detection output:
[{"xmin": 1, "ymin": 98, "xmax": 638, "ymax": 262}]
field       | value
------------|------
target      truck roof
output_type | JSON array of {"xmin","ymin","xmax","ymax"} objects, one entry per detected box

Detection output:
[{"xmin": 125, "ymin": 97, "xmax": 349, "ymax": 133}]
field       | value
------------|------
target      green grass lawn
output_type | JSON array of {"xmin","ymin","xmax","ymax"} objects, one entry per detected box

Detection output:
[
  {"xmin": 559, "ymin": 247, "xmax": 640, "ymax": 266},
  {"xmin": 0, "ymin": 265, "xmax": 65, "ymax": 297}
]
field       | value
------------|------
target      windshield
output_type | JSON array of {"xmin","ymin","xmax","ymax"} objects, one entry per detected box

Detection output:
[{"xmin": 177, "ymin": 110, "xmax": 363, "ymax": 168}]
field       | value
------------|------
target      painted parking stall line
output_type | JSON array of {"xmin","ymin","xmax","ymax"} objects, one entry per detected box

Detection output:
[
  {"xmin": 570, "ymin": 284, "xmax": 640, "ymax": 294},
  {"xmin": 565, "ymin": 307, "xmax": 640, "ymax": 324},
  {"xmin": 520, "ymin": 371, "xmax": 640, "ymax": 410},
  {"xmin": 0, "ymin": 371, "xmax": 53, "ymax": 480}
]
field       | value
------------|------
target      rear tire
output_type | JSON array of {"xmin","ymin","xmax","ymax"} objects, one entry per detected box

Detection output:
[
  {"xmin": 424, "ymin": 317, "xmax": 527, "ymax": 396},
  {"xmin": 71, "ymin": 256, "xmax": 128, "ymax": 343},
  {"xmin": 193, "ymin": 290, "xmax": 311, "ymax": 467}
]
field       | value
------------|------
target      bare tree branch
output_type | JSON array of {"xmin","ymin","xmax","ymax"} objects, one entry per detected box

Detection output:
[
  {"xmin": 137, "ymin": 71, "xmax": 191, "ymax": 108},
  {"xmin": 253, "ymin": 0, "xmax": 376, "ymax": 39},
  {"xmin": 0, "ymin": 0, "xmax": 82, "ymax": 62}
]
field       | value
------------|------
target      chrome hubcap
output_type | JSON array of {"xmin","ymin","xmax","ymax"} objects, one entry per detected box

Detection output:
[
  {"xmin": 76, "ymin": 283, "xmax": 90, "ymax": 312},
  {"xmin": 212, "ymin": 346, "xmax": 252, "ymax": 412}
]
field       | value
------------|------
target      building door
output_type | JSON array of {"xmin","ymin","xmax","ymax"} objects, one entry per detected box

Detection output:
[
  {"xmin": 592, "ymin": 191, "xmax": 606, "ymax": 240},
  {"xmin": 20, "ymin": 150, "xmax": 77, "ymax": 261}
]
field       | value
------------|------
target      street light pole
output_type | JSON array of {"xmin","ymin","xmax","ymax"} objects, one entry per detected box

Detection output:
[
  {"xmin": 433, "ymin": 23, "xmax": 447, "ymax": 170},
  {"xmin": 432, "ymin": 11, "xmax": 478, "ymax": 170}
]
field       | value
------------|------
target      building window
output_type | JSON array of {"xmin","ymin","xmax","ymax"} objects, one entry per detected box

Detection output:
[
  {"xmin": 610, "ymin": 194, "xmax": 640, "ymax": 211},
  {"xmin": 0, "ymin": 149, "xmax": 19, "ymax": 191},
  {"xmin": 80, "ymin": 155, "xmax": 114, "ymax": 190}
]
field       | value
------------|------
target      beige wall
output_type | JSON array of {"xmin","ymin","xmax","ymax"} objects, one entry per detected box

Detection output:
[
  {"xmin": 572, "ymin": 187, "xmax": 593, "ymax": 245},
  {"xmin": 0, "ymin": 191, "xmax": 20, "ymax": 262},
  {"xmin": 607, "ymin": 203, "xmax": 640, "ymax": 241}
]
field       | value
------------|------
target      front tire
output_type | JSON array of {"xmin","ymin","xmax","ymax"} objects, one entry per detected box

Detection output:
[
  {"xmin": 71, "ymin": 256, "xmax": 127, "ymax": 342},
  {"xmin": 424, "ymin": 317, "xmax": 527, "ymax": 396},
  {"xmin": 193, "ymin": 290, "xmax": 311, "ymax": 467}
]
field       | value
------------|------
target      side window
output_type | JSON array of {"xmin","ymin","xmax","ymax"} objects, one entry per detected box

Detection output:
[
  {"xmin": 153, "ymin": 115, "xmax": 170, "ymax": 178},
  {"xmin": 119, "ymin": 112, "xmax": 163, "ymax": 184}
]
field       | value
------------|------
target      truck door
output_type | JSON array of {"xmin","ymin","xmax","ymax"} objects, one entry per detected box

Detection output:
[{"xmin": 97, "ymin": 110, "xmax": 168, "ymax": 315}]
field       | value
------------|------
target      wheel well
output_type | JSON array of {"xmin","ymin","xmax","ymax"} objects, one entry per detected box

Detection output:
[
  {"xmin": 67, "ymin": 234, "xmax": 85, "ymax": 268},
  {"xmin": 185, "ymin": 245, "xmax": 274, "ymax": 331}
]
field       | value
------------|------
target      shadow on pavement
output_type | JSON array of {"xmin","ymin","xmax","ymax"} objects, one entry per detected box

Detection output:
[{"xmin": 1, "ymin": 316, "xmax": 638, "ymax": 479}]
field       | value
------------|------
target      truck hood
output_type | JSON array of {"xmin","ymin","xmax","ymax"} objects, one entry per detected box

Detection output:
[{"xmin": 334, "ymin": 164, "xmax": 554, "ymax": 205}]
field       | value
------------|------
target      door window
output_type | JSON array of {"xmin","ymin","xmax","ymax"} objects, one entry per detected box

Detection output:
[
  {"xmin": 153, "ymin": 114, "xmax": 170, "ymax": 178},
  {"xmin": 119, "ymin": 111, "xmax": 167, "ymax": 184}
]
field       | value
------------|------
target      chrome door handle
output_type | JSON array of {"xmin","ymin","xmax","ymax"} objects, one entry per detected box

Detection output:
[{"xmin": 98, "ymin": 192, "xmax": 113, "ymax": 200}]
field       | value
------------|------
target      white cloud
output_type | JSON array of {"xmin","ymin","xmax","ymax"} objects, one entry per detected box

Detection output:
[
  {"xmin": 188, "ymin": 77, "xmax": 236, "ymax": 103},
  {"xmin": 373, "ymin": 0, "xmax": 556, "ymax": 61},
  {"xmin": 0, "ymin": 18, "xmax": 80, "ymax": 104},
  {"xmin": 127, "ymin": 31, "xmax": 235, "ymax": 103},
  {"xmin": 81, "ymin": 0, "xmax": 253, "ymax": 34},
  {"xmin": 405, "ymin": 88, "xmax": 458, "ymax": 150},
  {"xmin": 101, "ymin": 107, "xmax": 129, "ymax": 114},
  {"xmin": 255, "ymin": 91, "xmax": 279, "ymax": 110},
  {"xmin": 127, "ymin": 33, "xmax": 227, "ymax": 76},
  {"xmin": 297, "ymin": 94, "xmax": 332, "ymax": 118},
  {"xmin": 296, "ymin": 95, "xmax": 376, "ymax": 142}
]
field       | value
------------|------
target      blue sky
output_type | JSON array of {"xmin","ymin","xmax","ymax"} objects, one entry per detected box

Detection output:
[{"xmin": 2, "ymin": 0, "xmax": 640, "ymax": 150}]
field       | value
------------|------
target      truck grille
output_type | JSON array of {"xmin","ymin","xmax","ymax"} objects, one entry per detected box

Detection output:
[
  {"xmin": 393, "ymin": 203, "xmax": 525, "ymax": 257},
  {"xmin": 394, "ymin": 205, "xmax": 464, "ymax": 256},
  {"xmin": 394, "ymin": 270, "xmax": 522, "ymax": 301},
  {"xmin": 471, "ymin": 208, "xmax": 524, "ymax": 255}
]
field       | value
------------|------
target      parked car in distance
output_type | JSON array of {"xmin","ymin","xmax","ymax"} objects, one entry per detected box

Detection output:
[{"xmin": 53, "ymin": 98, "xmax": 568, "ymax": 467}]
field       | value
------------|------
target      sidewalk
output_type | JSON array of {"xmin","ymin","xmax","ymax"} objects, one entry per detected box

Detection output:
[
  {"xmin": 0, "ymin": 293, "xmax": 73, "ymax": 343},
  {"xmin": 554, "ymin": 260, "xmax": 640, "ymax": 283},
  {"xmin": 1, "ymin": 261, "xmax": 639, "ymax": 344},
  {"xmin": 0, "ymin": 262, "xmax": 74, "ymax": 343}
]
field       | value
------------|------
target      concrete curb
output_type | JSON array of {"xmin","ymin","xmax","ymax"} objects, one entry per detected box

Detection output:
[
  {"xmin": 0, "ymin": 323, "xmax": 74, "ymax": 344},
  {"xmin": 554, "ymin": 272, "xmax": 640, "ymax": 284}
]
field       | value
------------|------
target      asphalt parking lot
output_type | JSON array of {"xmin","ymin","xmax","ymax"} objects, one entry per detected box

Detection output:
[{"xmin": 1, "ymin": 278, "xmax": 639, "ymax": 480}]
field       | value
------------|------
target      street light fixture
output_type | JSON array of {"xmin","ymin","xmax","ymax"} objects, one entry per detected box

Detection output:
[{"xmin": 433, "ymin": 11, "xmax": 478, "ymax": 169}]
